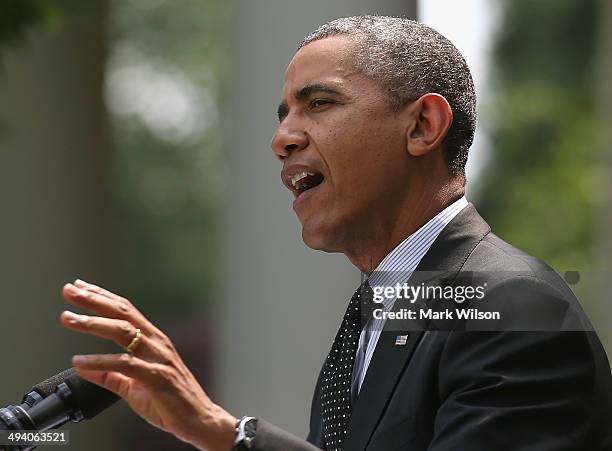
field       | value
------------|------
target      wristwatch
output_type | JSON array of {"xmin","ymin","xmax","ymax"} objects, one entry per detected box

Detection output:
[{"xmin": 232, "ymin": 416, "xmax": 258, "ymax": 450}]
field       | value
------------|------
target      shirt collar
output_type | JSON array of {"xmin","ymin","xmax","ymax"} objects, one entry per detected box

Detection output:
[{"xmin": 366, "ymin": 196, "xmax": 468, "ymax": 308}]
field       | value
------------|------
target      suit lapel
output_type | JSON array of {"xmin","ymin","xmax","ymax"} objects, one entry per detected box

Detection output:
[{"xmin": 342, "ymin": 204, "xmax": 491, "ymax": 450}]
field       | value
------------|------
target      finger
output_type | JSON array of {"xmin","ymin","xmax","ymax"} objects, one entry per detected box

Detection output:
[
  {"xmin": 72, "ymin": 353, "xmax": 167, "ymax": 388},
  {"xmin": 60, "ymin": 311, "xmax": 171, "ymax": 363},
  {"xmin": 74, "ymin": 279, "xmax": 129, "ymax": 305},
  {"xmin": 61, "ymin": 311, "xmax": 136, "ymax": 346},
  {"xmin": 74, "ymin": 368, "xmax": 132, "ymax": 399},
  {"xmin": 63, "ymin": 283, "xmax": 155, "ymax": 334}
]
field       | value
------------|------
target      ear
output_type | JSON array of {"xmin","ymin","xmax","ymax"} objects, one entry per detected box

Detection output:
[{"xmin": 404, "ymin": 93, "xmax": 453, "ymax": 157}]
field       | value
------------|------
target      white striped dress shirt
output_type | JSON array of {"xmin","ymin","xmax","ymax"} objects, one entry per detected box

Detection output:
[{"xmin": 351, "ymin": 196, "xmax": 468, "ymax": 396}]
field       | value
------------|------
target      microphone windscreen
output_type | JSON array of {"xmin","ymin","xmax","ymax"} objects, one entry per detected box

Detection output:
[
  {"xmin": 29, "ymin": 367, "xmax": 77, "ymax": 398},
  {"xmin": 64, "ymin": 372, "xmax": 120, "ymax": 420}
]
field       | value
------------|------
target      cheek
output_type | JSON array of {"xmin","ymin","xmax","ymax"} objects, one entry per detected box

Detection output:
[
  {"xmin": 308, "ymin": 110, "xmax": 403, "ymax": 197},
  {"xmin": 329, "ymin": 124, "xmax": 399, "ymax": 182}
]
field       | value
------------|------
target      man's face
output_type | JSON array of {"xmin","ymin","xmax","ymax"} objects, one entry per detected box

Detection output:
[{"xmin": 271, "ymin": 36, "xmax": 411, "ymax": 252}]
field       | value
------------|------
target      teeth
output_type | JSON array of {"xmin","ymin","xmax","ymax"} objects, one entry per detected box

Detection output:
[{"xmin": 290, "ymin": 171, "xmax": 314, "ymax": 188}]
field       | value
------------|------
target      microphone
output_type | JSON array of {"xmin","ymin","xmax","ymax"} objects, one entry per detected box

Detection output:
[
  {"xmin": 24, "ymin": 368, "xmax": 77, "ymax": 408},
  {"xmin": 0, "ymin": 367, "xmax": 119, "ymax": 434}
]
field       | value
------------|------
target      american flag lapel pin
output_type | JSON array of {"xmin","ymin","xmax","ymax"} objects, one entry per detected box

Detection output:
[{"xmin": 395, "ymin": 334, "xmax": 409, "ymax": 346}]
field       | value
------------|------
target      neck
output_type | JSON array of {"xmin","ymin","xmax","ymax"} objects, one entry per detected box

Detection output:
[{"xmin": 343, "ymin": 183, "xmax": 464, "ymax": 273}]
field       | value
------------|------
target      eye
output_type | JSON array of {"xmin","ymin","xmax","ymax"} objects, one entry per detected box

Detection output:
[{"xmin": 310, "ymin": 98, "xmax": 333, "ymax": 109}]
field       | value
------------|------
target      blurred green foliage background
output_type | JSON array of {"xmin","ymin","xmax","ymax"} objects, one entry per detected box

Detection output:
[
  {"xmin": 479, "ymin": 0, "xmax": 604, "ymax": 272},
  {"xmin": 1, "ymin": 0, "xmax": 228, "ymax": 321},
  {"xmin": 106, "ymin": 0, "xmax": 228, "ymax": 317}
]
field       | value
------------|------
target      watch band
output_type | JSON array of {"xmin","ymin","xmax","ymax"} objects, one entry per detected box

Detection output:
[{"xmin": 233, "ymin": 416, "xmax": 258, "ymax": 450}]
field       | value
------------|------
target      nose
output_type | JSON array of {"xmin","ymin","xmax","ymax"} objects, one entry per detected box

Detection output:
[{"xmin": 271, "ymin": 124, "xmax": 308, "ymax": 160}]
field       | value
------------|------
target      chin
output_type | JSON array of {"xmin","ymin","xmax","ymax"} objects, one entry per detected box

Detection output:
[{"xmin": 300, "ymin": 219, "xmax": 343, "ymax": 253}]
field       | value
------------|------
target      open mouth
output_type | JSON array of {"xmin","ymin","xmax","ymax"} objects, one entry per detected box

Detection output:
[
  {"xmin": 282, "ymin": 166, "xmax": 325, "ymax": 199},
  {"xmin": 290, "ymin": 171, "xmax": 324, "ymax": 194}
]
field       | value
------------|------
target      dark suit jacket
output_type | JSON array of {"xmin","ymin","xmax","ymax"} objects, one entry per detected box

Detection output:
[{"xmin": 251, "ymin": 204, "xmax": 612, "ymax": 450}]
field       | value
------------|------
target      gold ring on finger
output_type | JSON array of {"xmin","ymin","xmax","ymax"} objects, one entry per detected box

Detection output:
[{"xmin": 125, "ymin": 328, "xmax": 142, "ymax": 354}]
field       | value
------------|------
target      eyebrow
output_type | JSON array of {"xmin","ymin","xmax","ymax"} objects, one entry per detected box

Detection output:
[{"xmin": 277, "ymin": 82, "xmax": 343, "ymax": 122}]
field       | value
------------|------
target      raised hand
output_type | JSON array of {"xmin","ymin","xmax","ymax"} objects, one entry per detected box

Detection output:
[{"xmin": 60, "ymin": 279, "xmax": 236, "ymax": 451}]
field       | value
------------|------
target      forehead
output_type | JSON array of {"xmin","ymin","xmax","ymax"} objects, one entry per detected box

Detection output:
[{"xmin": 282, "ymin": 36, "xmax": 358, "ymax": 93}]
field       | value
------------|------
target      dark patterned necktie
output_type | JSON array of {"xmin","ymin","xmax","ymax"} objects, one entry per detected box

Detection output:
[{"xmin": 321, "ymin": 281, "xmax": 373, "ymax": 451}]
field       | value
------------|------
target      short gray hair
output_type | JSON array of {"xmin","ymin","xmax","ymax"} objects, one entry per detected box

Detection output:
[{"xmin": 299, "ymin": 15, "xmax": 476, "ymax": 178}]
